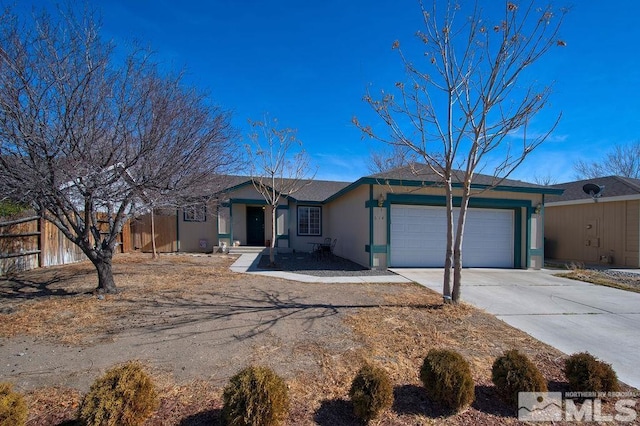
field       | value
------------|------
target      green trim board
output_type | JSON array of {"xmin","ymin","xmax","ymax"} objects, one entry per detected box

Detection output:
[
  {"xmin": 217, "ymin": 233, "xmax": 231, "ymax": 239},
  {"xmin": 386, "ymin": 193, "xmax": 532, "ymax": 209},
  {"xmin": 229, "ymin": 198, "xmax": 269, "ymax": 205},
  {"xmin": 365, "ymin": 244, "xmax": 388, "ymax": 253},
  {"xmin": 325, "ymin": 177, "xmax": 562, "ymax": 203}
]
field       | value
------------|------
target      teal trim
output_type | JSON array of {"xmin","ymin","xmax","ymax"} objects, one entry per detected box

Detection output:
[
  {"xmin": 365, "ymin": 244, "xmax": 388, "ymax": 253},
  {"xmin": 218, "ymin": 233, "xmax": 231, "ymax": 239},
  {"xmin": 221, "ymin": 201, "xmax": 230, "ymax": 207},
  {"xmin": 368, "ymin": 184, "xmax": 374, "ymax": 268},
  {"xmin": 276, "ymin": 235, "xmax": 289, "ymax": 240},
  {"xmin": 276, "ymin": 205, "xmax": 289, "ymax": 210},
  {"xmin": 530, "ymin": 248, "xmax": 543, "ymax": 255},
  {"xmin": 514, "ymin": 208, "xmax": 522, "ymax": 268},
  {"xmin": 323, "ymin": 176, "xmax": 562, "ymax": 204},
  {"xmin": 230, "ymin": 198, "xmax": 268, "ymax": 205},
  {"xmin": 386, "ymin": 193, "xmax": 532, "ymax": 209}
]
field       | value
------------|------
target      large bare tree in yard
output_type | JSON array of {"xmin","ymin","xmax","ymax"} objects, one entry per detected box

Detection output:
[
  {"xmin": 354, "ymin": 0, "xmax": 566, "ymax": 303},
  {"xmin": 574, "ymin": 140, "xmax": 640, "ymax": 179},
  {"xmin": 0, "ymin": 6, "xmax": 237, "ymax": 292},
  {"xmin": 246, "ymin": 116, "xmax": 315, "ymax": 266}
]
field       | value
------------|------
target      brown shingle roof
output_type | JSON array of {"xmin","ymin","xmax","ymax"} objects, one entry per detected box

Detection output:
[
  {"xmin": 367, "ymin": 163, "xmax": 548, "ymax": 190},
  {"xmin": 548, "ymin": 176, "xmax": 640, "ymax": 203}
]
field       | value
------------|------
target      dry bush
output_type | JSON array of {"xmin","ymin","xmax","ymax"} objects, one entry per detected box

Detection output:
[
  {"xmin": 222, "ymin": 366, "xmax": 289, "ymax": 426},
  {"xmin": 78, "ymin": 361, "xmax": 158, "ymax": 426},
  {"xmin": 420, "ymin": 349, "xmax": 475, "ymax": 412},
  {"xmin": 491, "ymin": 349, "xmax": 547, "ymax": 406},
  {"xmin": 0, "ymin": 382, "xmax": 28, "ymax": 426},
  {"xmin": 349, "ymin": 363, "xmax": 394, "ymax": 423},
  {"xmin": 564, "ymin": 352, "xmax": 620, "ymax": 393}
]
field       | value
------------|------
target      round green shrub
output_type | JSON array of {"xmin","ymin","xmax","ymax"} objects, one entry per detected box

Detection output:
[
  {"xmin": 78, "ymin": 361, "xmax": 158, "ymax": 426},
  {"xmin": 222, "ymin": 365, "xmax": 289, "ymax": 426},
  {"xmin": 0, "ymin": 382, "xmax": 28, "ymax": 426},
  {"xmin": 491, "ymin": 349, "xmax": 547, "ymax": 406},
  {"xmin": 349, "ymin": 364, "xmax": 394, "ymax": 423},
  {"xmin": 419, "ymin": 349, "xmax": 475, "ymax": 412},
  {"xmin": 564, "ymin": 352, "xmax": 620, "ymax": 393}
]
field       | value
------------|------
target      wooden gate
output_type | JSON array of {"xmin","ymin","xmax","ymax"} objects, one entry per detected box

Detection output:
[{"xmin": 130, "ymin": 213, "xmax": 178, "ymax": 253}]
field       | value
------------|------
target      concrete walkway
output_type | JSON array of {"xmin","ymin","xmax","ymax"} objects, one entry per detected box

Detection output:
[
  {"xmin": 230, "ymin": 252, "xmax": 411, "ymax": 284},
  {"xmin": 392, "ymin": 268, "xmax": 640, "ymax": 389}
]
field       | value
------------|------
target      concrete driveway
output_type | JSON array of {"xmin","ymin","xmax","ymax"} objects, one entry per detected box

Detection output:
[{"xmin": 391, "ymin": 268, "xmax": 640, "ymax": 389}]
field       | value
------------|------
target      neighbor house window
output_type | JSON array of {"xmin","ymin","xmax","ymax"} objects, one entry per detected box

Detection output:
[
  {"xmin": 184, "ymin": 204, "xmax": 206, "ymax": 222},
  {"xmin": 297, "ymin": 206, "xmax": 321, "ymax": 235}
]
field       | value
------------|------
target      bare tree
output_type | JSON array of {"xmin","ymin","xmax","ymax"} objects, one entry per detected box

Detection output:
[
  {"xmin": 354, "ymin": 0, "xmax": 566, "ymax": 303},
  {"xmin": 574, "ymin": 140, "xmax": 640, "ymax": 179},
  {"xmin": 368, "ymin": 145, "xmax": 417, "ymax": 173},
  {"xmin": 0, "ymin": 6, "xmax": 237, "ymax": 292},
  {"xmin": 246, "ymin": 116, "xmax": 315, "ymax": 266},
  {"xmin": 532, "ymin": 173, "xmax": 557, "ymax": 186}
]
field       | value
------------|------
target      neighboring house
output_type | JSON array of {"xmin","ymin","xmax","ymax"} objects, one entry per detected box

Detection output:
[
  {"xmin": 545, "ymin": 176, "xmax": 640, "ymax": 267},
  {"xmin": 148, "ymin": 165, "xmax": 560, "ymax": 270}
]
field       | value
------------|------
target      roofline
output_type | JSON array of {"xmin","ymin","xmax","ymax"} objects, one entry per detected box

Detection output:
[
  {"xmin": 546, "ymin": 193, "xmax": 640, "ymax": 207},
  {"xmin": 324, "ymin": 176, "xmax": 562, "ymax": 203}
]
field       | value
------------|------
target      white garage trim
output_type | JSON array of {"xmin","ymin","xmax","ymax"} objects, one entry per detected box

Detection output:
[{"xmin": 390, "ymin": 205, "xmax": 514, "ymax": 268}]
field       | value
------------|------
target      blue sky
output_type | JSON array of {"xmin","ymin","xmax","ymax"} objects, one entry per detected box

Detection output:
[{"xmin": 22, "ymin": 1, "xmax": 640, "ymax": 183}]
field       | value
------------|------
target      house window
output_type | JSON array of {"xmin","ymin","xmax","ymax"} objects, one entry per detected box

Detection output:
[
  {"xmin": 297, "ymin": 206, "xmax": 321, "ymax": 236},
  {"xmin": 184, "ymin": 204, "xmax": 206, "ymax": 222}
]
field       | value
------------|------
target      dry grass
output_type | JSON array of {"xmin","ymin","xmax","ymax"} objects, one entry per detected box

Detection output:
[
  {"xmin": 0, "ymin": 253, "xmax": 239, "ymax": 344},
  {"xmin": 556, "ymin": 269, "xmax": 640, "ymax": 293},
  {"xmin": 1, "ymin": 253, "xmax": 635, "ymax": 425}
]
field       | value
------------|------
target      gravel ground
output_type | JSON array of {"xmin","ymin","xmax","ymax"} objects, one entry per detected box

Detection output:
[
  {"xmin": 256, "ymin": 253, "xmax": 396, "ymax": 277},
  {"xmin": 591, "ymin": 268, "xmax": 640, "ymax": 289}
]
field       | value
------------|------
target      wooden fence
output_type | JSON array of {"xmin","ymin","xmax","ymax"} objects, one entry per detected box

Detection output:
[
  {"xmin": 0, "ymin": 213, "xmax": 132, "ymax": 275},
  {"xmin": 129, "ymin": 213, "xmax": 178, "ymax": 253}
]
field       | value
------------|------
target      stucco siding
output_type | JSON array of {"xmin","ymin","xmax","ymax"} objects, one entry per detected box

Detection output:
[
  {"xmin": 326, "ymin": 185, "xmax": 370, "ymax": 267},
  {"xmin": 178, "ymin": 202, "xmax": 218, "ymax": 252}
]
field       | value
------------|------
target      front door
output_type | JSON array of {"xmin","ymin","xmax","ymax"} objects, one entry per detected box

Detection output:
[{"xmin": 246, "ymin": 206, "xmax": 265, "ymax": 246}]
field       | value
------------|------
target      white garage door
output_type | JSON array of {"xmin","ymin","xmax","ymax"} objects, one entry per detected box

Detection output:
[{"xmin": 390, "ymin": 205, "xmax": 514, "ymax": 268}]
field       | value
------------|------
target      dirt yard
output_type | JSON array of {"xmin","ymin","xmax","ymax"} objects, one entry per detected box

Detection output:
[{"xmin": 0, "ymin": 254, "xmax": 634, "ymax": 425}]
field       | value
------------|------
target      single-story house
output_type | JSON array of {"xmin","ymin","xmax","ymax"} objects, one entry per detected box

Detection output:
[
  {"xmin": 545, "ymin": 176, "xmax": 640, "ymax": 267},
  {"xmin": 149, "ymin": 165, "xmax": 561, "ymax": 270}
]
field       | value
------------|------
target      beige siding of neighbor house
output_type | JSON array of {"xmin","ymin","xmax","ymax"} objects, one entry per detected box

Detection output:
[
  {"xmin": 545, "ymin": 200, "xmax": 640, "ymax": 267},
  {"xmin": 178, "ymin": 201, "xmax": 218, "ymax": 253}
]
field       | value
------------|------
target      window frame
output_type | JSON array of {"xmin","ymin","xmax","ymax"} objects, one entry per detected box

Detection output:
[
  {"xmin": 297, "ymin": 205, "xmax": 321, "ymax": 236},
  {"xmin": 183, "ymin": 204, "xmax": 207, "ymax": 222}
]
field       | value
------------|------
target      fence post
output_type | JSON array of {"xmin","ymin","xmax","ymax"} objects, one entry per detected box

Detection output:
[{"xmin": 38, "ymin": 216, "xmax": 45, "ymax": 268}]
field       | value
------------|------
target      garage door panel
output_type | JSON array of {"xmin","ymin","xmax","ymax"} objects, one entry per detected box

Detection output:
[{"xmin": 390, "ymin": 205, "xmax": 514, "ymax": 268}]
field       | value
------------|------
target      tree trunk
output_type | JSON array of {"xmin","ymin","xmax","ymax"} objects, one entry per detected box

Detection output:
[
  {"xmin": 452, "ymin": 191, "xmax": 471, "ymax": 303},
  {"xmin": 443, "ymin": 179, "xmax": 454, "ymax": 303},
  {"xmin": 269, "ymin": 204, "xmax": 277, "ymax": 266},
  {"xmin": 91, "ymin": 252, "xmax": 117, "ymax": 294}
]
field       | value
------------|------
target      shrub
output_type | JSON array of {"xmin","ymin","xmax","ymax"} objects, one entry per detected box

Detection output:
[
  {"xmin": 349, "ymin": 364, "xmax": 394, "ymax": 423},
  {"xmin": 491, "ymin": 350, "xmax": 547, "ymax": 406},
  {"xmin": 564, "ymin": 352, "xmax": 620, "ymax": 393},
  {"xmin": 419, "ymin": 349, "xmax": 475, "ymax": 412},
  {"xmin": 0, "ymin": 382, "xmax": 28, "ymax": 426},
  {"xmin": 78, "ymin": 361, "xmax": 158, "ymax": 426},
  {"xmin": 222, "ymin": 366, "xmax": 289, "ymax": 426}
]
